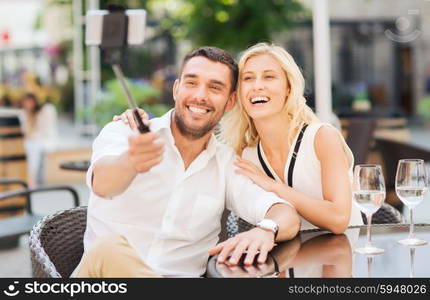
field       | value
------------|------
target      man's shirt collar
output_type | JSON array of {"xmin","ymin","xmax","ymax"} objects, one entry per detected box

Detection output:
[{"xmin": 150, "ymin": 109, "xmax": 174, "ymax": 133}]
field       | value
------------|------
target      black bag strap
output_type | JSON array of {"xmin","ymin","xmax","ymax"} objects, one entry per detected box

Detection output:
[
  {"xmin": 257, "ymin": 123, "xmax": 308, "ymax": 278},
  {"xmin": 257, "ymin": 123, "xmax": 308, "ymax": 187}
]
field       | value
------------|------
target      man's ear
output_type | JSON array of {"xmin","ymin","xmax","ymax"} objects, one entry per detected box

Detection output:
[
  {"xmin": 172, "ymin": 79, "xmax": 179, "ymax": 102},
  {"xmin": 225, "ymin": 91, "xmax": 237, "ymax": 112}
]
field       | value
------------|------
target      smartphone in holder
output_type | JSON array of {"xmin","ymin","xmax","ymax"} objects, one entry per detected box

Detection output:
[
  {"xmin": 85, "ymin": 6, "xmax": 150, "ymax": 133},
  {"xmin": 85, "ymin": 9, "xmax": 146, "ymax": 47}
]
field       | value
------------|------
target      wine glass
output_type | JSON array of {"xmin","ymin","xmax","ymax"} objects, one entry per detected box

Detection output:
[
  {"xmin": 353, "ymin": 164, "xmax": 386, "ymax": 254},
  {"xmin": 396, "ymin": 159, "xmax": 428, "ymax": 246}
]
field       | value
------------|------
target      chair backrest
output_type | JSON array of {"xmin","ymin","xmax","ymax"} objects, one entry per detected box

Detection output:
[
  {"xmin": 0, "ymin": 116, "xmax": 27, "ymax": 218},
  {"xmin": 362, "ymin": 203, "xmax": 406, "ymax": 224},
  {"xmin": 345, "ymin": 118, "xmax": 376, "ymax": 165},
  {"xmin": 375, "ymin": 137, "xmax": 430, "ymax": 189},
  {"xmin": 29, "ymin": 206, "xmax": 87, "ymax": 278}
]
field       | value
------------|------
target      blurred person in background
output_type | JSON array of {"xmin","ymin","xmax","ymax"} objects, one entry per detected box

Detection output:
[
  {"xmin": 20, "ymin": 93, "xmax": 58, "ymax": 187},
  {"xmin": 0, "ymin": 94, "xmax": 12, "ymax": 107}
]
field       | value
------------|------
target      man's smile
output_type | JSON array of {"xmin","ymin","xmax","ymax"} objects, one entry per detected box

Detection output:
[{"xmin": 186, "ymin": 105, "xmax": 212, "ymax": 116}]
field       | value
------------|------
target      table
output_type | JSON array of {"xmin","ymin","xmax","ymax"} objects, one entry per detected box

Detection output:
[
  {"xmin": 59, "ymin": 160, "xmax": 90, "ymax": 172},
  {"xmin": 206, "ymin": 224, "xmax": 430, "ymax": 278}
]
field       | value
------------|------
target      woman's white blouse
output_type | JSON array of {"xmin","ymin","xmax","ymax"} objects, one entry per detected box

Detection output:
[{"xmin": 242, "ymin": 122, "xmax": 364, "ymax": 230}]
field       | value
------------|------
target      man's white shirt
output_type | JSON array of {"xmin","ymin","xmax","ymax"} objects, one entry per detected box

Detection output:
[{"xmin": 84, "ymin": 110, "xmax": 290, "ymax": 277}]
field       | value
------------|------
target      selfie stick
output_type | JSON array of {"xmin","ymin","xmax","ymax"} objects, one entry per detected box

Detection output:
[
  {"xmin": 96, "ymin": 4, "xmax": 150, "ymax": 133},
  {"xmin": 112, "ymin": 64, "xmax": 150, "ymax": 133}
]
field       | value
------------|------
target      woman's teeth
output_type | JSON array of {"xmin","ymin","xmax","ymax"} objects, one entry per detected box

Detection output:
[{"xmin": 250, "ymin": 96, "xmax": 269, "ymax": 104}]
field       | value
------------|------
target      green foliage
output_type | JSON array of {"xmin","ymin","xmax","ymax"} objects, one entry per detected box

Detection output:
[
  {"xmin": 80, "ymin": 79, "xmax": 171, "ymax": 126},
  {"xmin": 99, "ymin": 0, "xmax": 149, "ymax": 9},
  {"xmin": 47, "ymin": 0, "xmax": 71, "ymax": 5},
  {"xmin": 163, "ymin": 0, "xmax": 308, "ymax": 52}
]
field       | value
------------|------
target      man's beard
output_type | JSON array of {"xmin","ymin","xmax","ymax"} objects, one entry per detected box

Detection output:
[{"xmin": 174, "ymin": 105, "xmax": 224, "ymax": 140}]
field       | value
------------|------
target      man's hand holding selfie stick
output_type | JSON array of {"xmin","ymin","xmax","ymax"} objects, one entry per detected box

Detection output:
[{"xmin": 87, "ymin": 5, "xmax": 164, "ymax": 197}]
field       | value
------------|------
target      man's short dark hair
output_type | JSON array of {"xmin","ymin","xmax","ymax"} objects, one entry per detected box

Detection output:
[{"xmin": 179, "ymin": 46, "xmax": 238, "ymax": 92}]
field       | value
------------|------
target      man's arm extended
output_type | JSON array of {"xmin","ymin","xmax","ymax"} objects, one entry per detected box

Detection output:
[{"xmin": 92, "ymin": 131, "xmax": 164, "ymax": 197}]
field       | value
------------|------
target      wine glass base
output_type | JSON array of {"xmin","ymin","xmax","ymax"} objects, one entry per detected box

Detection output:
[
  {"xmin": 354, "ymin": 246, "xmax": 385, "ymax": 255},
  {"xmin": 398, "ymin": 238, "xmax": 427, "ymax": 246}
]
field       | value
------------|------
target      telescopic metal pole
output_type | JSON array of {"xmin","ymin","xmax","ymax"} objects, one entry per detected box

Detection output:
[{"xmin": 111, "ymin": 64, "xmax": 149, "ymax": 133}]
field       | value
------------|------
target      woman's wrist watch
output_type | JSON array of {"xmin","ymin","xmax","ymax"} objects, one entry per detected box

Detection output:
[{"xmin": 256, "ymin": 219, "xmax": 279, "ymax": 239}]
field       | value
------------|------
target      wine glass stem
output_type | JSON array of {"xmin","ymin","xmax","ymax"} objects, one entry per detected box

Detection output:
[
  {"xmin": 367, "ymin": 256, "xmax": 373, "ymax": 277},
  {"xmin": 410, "ymin": 247, "xmax": 415, "ymax": 278},
  {"xmin": 366, "ymin": 214, "xmax": 373, "ymax": 248},
  {"xmin": 409, "ymin": 208, "xmax": 415, "ymax": 240}
]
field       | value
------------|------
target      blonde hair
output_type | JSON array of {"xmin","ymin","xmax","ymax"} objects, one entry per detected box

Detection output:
[{"xmin": 220, "ymin": 43, "xmax": 319, "ymax": 154}]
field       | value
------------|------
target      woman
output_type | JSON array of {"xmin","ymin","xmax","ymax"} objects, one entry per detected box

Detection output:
[
  {"xmin": 21, "ymin": 93, "xmax": 58, "ymax": 187},
  {"xmin": 115, "ymin": 43, "xmax": 362, "ymax": 233},
  {"xmin": 222, "ymin": 43, "xmax": 362, "ymax": 233}
]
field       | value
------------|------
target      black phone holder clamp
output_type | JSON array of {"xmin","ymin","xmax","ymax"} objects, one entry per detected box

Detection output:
[
  {"xmin": 97, "ymin": 4, "xmax": 150, "ymax": 133},
  {"xmin": 100, "ymin": 4, "xmax": 128, "ymax": 65}
]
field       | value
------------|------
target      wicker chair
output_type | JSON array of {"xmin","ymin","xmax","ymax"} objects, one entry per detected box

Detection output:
[
  {"xmin": 375, "ymin": 137, "xmax": 430, "ymax": 211},
  {"xmin": 362, "ymin": 202, "xmax": 406, "ymax": 224},
  {"xmin": 29, "ymin": 206, "xmax": 87, "ymax": 278}
]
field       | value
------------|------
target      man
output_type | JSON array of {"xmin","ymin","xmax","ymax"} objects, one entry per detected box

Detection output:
[{"xmin": 73, "ymin": 46, "xmax": 300, "ymax": 277}]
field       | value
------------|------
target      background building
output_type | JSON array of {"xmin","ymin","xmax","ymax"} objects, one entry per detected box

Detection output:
[{"xmin": 290, "ymin": 0, "xmax": 430, "ymax": 121}]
